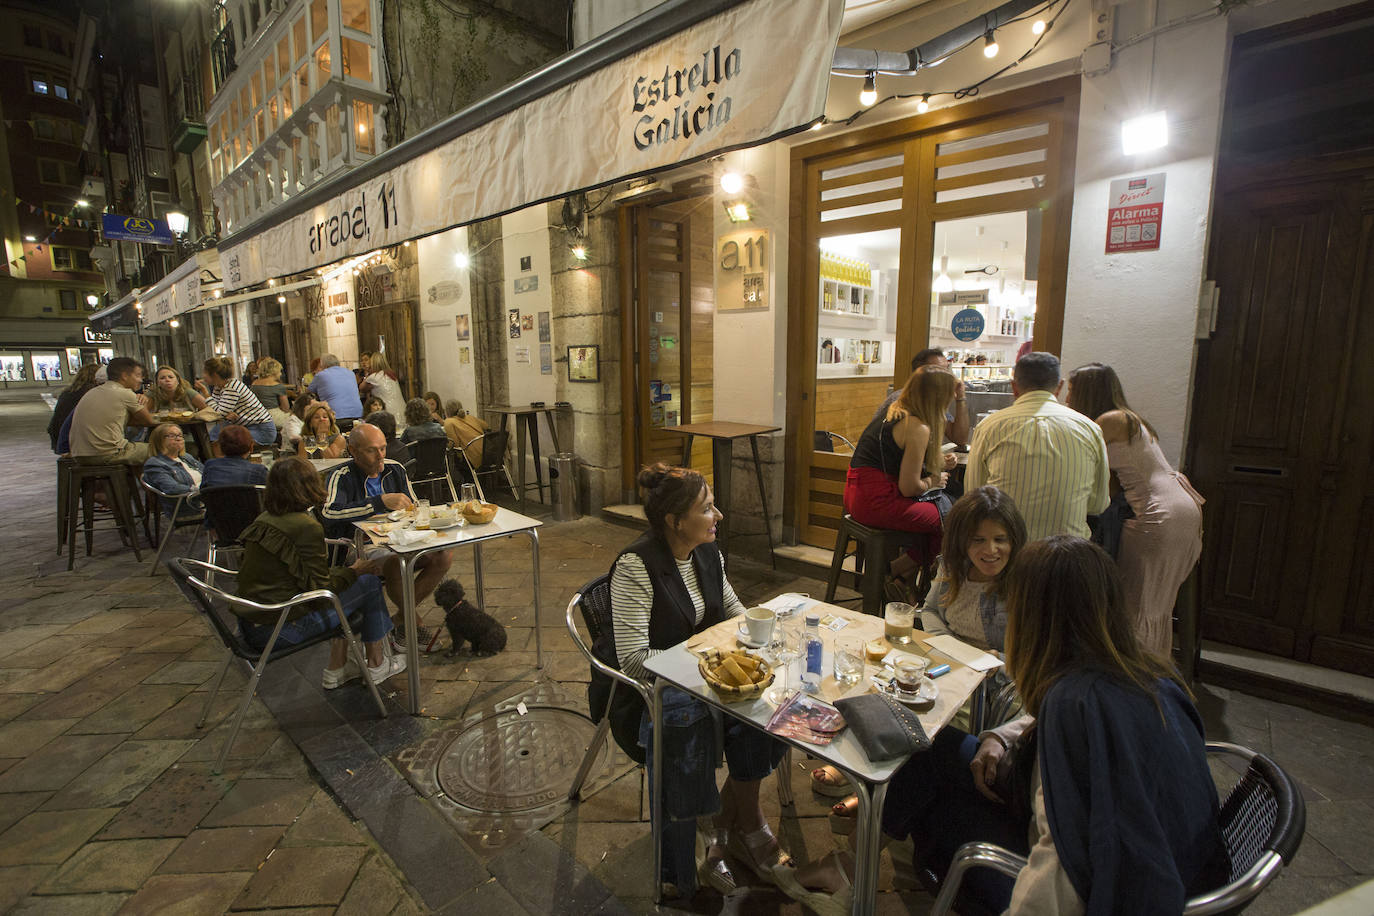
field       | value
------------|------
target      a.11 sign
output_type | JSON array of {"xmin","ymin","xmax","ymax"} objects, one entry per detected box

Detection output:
[{"xmin": 717, "ymin": 230, "xmax": 769, "ymax": 311}]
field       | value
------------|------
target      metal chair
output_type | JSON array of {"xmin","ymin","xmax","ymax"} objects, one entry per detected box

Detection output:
[
  {"xmin": 930, "ymin": 742, "xmax": 1306, "ymax": 916},
  {"xmin": 167, "ymin": 552, "xmax": 388, "ymax": 773},
  {"xmin": 813, "ymin": 430, "xmax": 856, "ymax": 453},
  {"xmin": 406, "ymin": 437, "xmax": 457, "ymax": 503},
  {"xmin": 461, "ymin": 429, "xmax": 516, "ymax": 503},
  {"xmin": 198, "ymin": 484, "xmax": 266, "ymax": 569},
  {"xmin": 140, "ymin": 478, "xmax": 205, "ymax": 576}
]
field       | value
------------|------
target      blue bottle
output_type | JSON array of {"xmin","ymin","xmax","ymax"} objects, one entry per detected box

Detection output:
[{"xmin": 802, "ymin": 614, "xmax": 823, "ymax": 692}]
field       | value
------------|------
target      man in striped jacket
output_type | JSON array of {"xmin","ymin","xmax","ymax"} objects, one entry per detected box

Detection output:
[{"xmin": 322, "ymin": 423, "xmax": 452, "ymax": 646}]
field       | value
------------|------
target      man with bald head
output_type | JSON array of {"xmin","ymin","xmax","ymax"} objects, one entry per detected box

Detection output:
[{"xmin": 322, "ymin": 423, "xmax": 452, "ymax": 645}]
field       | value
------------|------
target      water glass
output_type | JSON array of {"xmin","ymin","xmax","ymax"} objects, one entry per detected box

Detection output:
[
  {"xmin": 460, "ymin": 483, "xmax": 479, "ymax": 505},
  {"xmin": 884, "ymin": 602, "xmax": 915, "ymax": 645},
  {"xmin": 833, "ymin": 637, "xmax": 864, "ymax": 686}
]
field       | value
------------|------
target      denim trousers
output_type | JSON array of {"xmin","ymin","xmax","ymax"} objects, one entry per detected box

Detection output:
[
  {"xmin": 210, "ymin": 419, "xmax": 277, "ymax": 445},
  {"xmin": 639, "ymin": 685, "xmax": 787, "ymax": 895},
  {"xmin": 240, "ymin": 574, "xmax": 392, "ymax": 649}
]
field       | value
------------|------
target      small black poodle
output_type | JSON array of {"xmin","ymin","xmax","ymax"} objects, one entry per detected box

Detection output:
[{"xmin": 434, "ymin": 579, "xmax": 507, "ymax": 657}]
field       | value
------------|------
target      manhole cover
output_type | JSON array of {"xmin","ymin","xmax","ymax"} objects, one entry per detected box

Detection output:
[{"xmin": 436, "ymin": 706, "xmax": 605, "ymax": 812}]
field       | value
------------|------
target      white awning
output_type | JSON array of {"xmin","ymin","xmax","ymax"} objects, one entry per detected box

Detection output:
[
  {"xmin": 140, "ymin": 251, "xmax": 219, "ymax": 326},
  {"xmin": 218, "ymin": 0, "xmax": 843, "ymax": 290}
]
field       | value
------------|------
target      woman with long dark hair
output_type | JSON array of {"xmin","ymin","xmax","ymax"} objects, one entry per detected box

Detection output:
[{"xmin": 1066, "ymin": 362, "xmax": 1204, "ymax": 655}]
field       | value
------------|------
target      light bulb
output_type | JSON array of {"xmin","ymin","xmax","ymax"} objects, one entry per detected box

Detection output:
[
  {"xmin": 983, "ymin": 31, "xmax": 999, "ymax": 58},
  {"xmin": 933, "ymin": 255, "xmax": 954, "ymax": 293},
  {"xmin": 720, "ymin": 171, "xmax": 744, "ymax": 194},
  {"xmin": 169, "ymin": 319, "xmax": 180, "ymax": 328},
  {"xmin": 453, "ymin": 252, "xmax": 470, "ymax": 270},
  {"xmin": 276, "ymin": 294, "xmax": 286, "ymax": 304},
  {"xmin": 1031, "ymin": 19, "xmax": 1046, "ymax": 35},
  {"xmin": 917, "ymin": 94, "xmax": 930, "ymax": 114},
  {"xmin": 859, "ymin": 72, "xmax": 877, "ymax": 107},
  {"xmin": 1121, "ymin": 111, "xmax": 1169, "ymax": 154},
  {"xmin": 571, "ymin": 245, "xmax": 588, "ymax": 261}
]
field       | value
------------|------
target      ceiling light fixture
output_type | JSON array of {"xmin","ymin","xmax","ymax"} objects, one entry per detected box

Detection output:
[
  {"xmin": 917, "ymin": 94, "xmax": 930, "ymax": 114},
  {"xmin": 983, "ymin": 31, "xmax": 999, "ymax": 58},
  {"xmin": 933, "ymin": 255, "xmax": 954, "ymax": 293},
  {"xmin": 720, "ymin": 171, "xmax": 744, "ymax": 194},
  {"xmin": 859, "ymin": 72, "xmax": 877, "ymax": 107}
]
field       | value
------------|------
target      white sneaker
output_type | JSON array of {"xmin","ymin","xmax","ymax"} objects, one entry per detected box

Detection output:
[
  {"xmin": 322, "ymin": 657, "xmax": 361, "ymax": 689},
  {"xmin": 367, "ymin": 652, "xmax": 407, "ymax": 685}
]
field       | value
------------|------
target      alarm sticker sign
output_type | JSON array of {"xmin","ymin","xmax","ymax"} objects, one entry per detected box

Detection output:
[{"xmin": 1105, "ymin": 172, "xmax": 1165, "ymax": 253}]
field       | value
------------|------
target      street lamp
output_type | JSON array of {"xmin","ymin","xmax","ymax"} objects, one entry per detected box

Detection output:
[{"xmin": 165, "ymin": 211, "xmax": 189, "ymax": 235}]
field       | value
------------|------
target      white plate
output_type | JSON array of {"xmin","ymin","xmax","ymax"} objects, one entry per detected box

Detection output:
[{"xmin": 872, "ymin": 672, "xmax": 938, "ymax": 707}]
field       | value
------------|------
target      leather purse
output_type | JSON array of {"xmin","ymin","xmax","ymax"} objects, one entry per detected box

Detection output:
[{"xmin": 833, "ymin": 692, "xmax": 931, "ymax": 761}]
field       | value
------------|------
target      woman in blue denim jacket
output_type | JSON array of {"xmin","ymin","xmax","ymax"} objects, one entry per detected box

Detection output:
[
  {"xmin": 610, "ymin": 463, "xmax": 790, "ymax": 899},
  {"xmin": 141, "ymin": 423, "xmax": 203, "ymax": 517}
]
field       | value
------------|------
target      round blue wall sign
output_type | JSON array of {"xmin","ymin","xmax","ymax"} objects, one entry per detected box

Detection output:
[{"xmin": 951, "ymin": 308, "xmax": 986, "ymax": 342}]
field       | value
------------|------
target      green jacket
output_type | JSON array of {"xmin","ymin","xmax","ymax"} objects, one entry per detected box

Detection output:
[{"xmin": 236, "ymin": 510, "xmax": 358, "ymax": 624}]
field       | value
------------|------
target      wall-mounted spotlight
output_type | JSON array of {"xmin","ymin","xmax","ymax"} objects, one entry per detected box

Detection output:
[
  {"xmin": 1121, "ymin": 111, "xmax": 1168, "ymax": 155},
  {"xmin": 570, "ymin": 245, "xmax": 589, "ymax": 261},
  {"xmin": 917, "ymin": 94, "xmax": 930, "ymax": 114},
  {"xmin": 723, "ymin": 200, "xmax": 751, "ymax": 223},
  {"xmin": 454, "ymin": 252, "xmax": 470, "ymax": 270}
]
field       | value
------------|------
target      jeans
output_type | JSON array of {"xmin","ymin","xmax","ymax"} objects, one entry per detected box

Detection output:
[
  {"xmin": 210, "ymin": 419, "xmax": 277, "ymax": 446},
  {"xmin": 240, "ymin": 574, "xmax": 392, "ymax": 650}
]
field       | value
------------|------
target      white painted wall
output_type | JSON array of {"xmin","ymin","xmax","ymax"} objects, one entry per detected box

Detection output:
[
  {"xmin": 1060, "ymin": 13, "xmax": 1230, "ymax": 466},
  {"xmin": 319, "ymin": 275, "xmax": 359, "ymax": 366},
  {"xmin": 416, "ymin": 226, "xmax": 477, "ymax": 411},
  {"xmin": 500, "ymin": 205, "xmax": 559, "ymax": 482}
]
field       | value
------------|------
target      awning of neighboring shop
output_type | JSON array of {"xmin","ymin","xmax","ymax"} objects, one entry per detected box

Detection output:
[
  {"xmin": 217, "ymin": 0, "xmax": 843, "ymax": 290},
  {"xmin": 89, "ymin": 291, "xmax": 140, "ymax": 332},
  {"xmin": 139, "ymin": 249, "xmax": 223, "ymax": 327}
]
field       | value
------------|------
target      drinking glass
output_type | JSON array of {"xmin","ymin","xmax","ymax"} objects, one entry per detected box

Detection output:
[
  {"xmin": 460, "ymin": 483, "xmax": 479, "ymax": 505},
  {"xmin": 765, "ymin": 621, "xmax": 802, "ymax": 706},
  {"xmin": 833, "ymin": 637, "xmax": 864, "ymax": 686},
  {"xmin": 884, "ymin": 602, "xmax": 915, "ymax": 645}
]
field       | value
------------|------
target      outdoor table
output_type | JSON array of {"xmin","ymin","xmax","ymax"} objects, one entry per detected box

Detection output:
[
  {"xmin": 153, "ymin": 412, "xmax": 214, "ymax": 460},
  {"xmin": 309, "ymin": 457, "xmax": 351, "ymax": 474},
  {"xmin": 664, "ymin": 421, "xmax": 780, "ymax": 570},
  {"xmin": 353, "ymin": 507, "xmax": 543, "ymax": 714},
  {"xmin": 644, "ymin": 599, "xmax": 987, "ymax": 915},
  {"xmin": 486, "ymin": 404, "xmax": 565, "ymax": 513}
]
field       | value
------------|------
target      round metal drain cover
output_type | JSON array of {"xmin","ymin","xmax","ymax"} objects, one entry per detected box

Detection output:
[{"xmin": 436, "ymin": 706, "xmax": 605, "ymax": 813}]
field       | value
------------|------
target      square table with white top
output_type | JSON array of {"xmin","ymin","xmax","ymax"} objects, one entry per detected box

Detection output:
[
  {"xmin": 353, "ymin": 507, "xmax": 543, "ymax": 715},
  {"xmin": 643, "ymin": 597, "xmax": 988, "ymax": 916}
]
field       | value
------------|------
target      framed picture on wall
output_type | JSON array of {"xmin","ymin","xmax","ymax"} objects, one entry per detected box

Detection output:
[{"xmin": 568, "ymin": 344, "xmax": 599, "ymax": 382}]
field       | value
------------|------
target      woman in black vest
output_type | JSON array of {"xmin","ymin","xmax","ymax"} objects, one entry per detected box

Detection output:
[{"xmin": 610, "ymin": 463, "xmax": 791, "ymax": 899}]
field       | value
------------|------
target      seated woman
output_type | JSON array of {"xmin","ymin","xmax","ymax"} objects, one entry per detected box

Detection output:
[
  {"xmin": 815, "ymin": 486, "xmax": 1028, "ymax": 806},
  {"xmin": 249, "ymin": 357, "xmax": 293, "ymax": 431},
  {"xmin": 774, "ymin": 536, "xmax": 1228, "ymax": 916},
  {"xmin": 201, "ymin": 424, "xmax": 269, "ymax": 489},
  {"xmin": 296, "ymin": 403, "xmax": 347, "ymax": 459},
  {"xmin": 843, "ymin": 365, "xmax": 956, "ymax": 596},
  {"xmin": 141, "ymin": 423, "xmax": 203, "ymax": 516},
  {"xmin": 48, "ymin": 363, "xmax": 101, "ymax": 452},
  {"xmin": 442, "ymin": 399, "xmax": 488, "ymax": 466},
  {"xmin": 399, "ymin": 398, "xmax": 446, "ymax": 444},
  {"xmin": 279, "ymin": 391, "xmax": 316, "ymax": 448},
  {"xmin": 237, "ymin": 457, "xmax": 405, "ymax": 687},
  {"xmin": 611, "ymin": 463, "xmax": 792, "ymax": 899},
  {"xmin": 423, "ymin": 391, "xmax": 445, "ymax": 422},
  {"xmin": 148, "ymin": 366, "xmax": 208, "ymax": 414},
  {"xmin": 197, "ymin": 357, "xmax": 277, "ymax": 448}
]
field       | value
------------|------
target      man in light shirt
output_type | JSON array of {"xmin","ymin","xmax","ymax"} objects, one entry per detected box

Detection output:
[
  {"xmin": 966, "ymin": 352, "xmax": 1109, "ymax": 541},
  {"xmin": 70, "ymin": 357, "xmax": 157, "ymax": 465}
]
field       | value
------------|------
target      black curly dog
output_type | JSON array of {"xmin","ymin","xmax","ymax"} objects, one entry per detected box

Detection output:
[{"xmin": 434, "ymin": 579, "xmax": 507, "ymax": 657}]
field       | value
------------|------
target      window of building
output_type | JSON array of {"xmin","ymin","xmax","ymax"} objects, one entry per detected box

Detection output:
[
  {"xmin": 295, "ymin": 62, "xmax": 309, "ymax": 106},
  {"xmin": 281, "ymin": 90, "xmax": 292, "ymax": 120},
  {"xmin": 277, "ymin": 35, "xmax": 290, "ymax": 80},
  {"xmin": 250, "ymin": 71, "xmax": 261, "ymax": 108},
  {"xmin": 309, "ymin": 0, "xmax": 327, "ymax": 42},
  {"xmin": 54, "ymin": 83, "xmax": 68, "ymax": 100},
  {"xmin": 51, "ymin": 247, "xmax": 94, "ymax": 272},
  {"xmin": 59, "ymin": 289, "xmax": 77, "ymax": 310},
  {"xmin": 31, "ymin": 75, "xmax": 49, "ymax": 95},
  {"xmin": 293, "ymin": 16, "xmax": 307, "ymax": 63},
  {"xmin": 341, "ymin": 0, "xmax": 370, "ymax": 33},
  {"xmin": 267, "ymin": 95, "xmax": 278, "ymax": 131},
  {"xmin": 353, "ymin": 99, "xmax": 374, "ymax": 155},
  {"xmin": 33, "ymin": 118, "xmax": 54, "ymax": 140},
  {"xmin": 229, "ymin": 98, "xmax": 239, "ymax": 130},
  {"xmin": 47, "ymin": 32, "xmax": 66, "ymax": 55},
  {"xmin": 38, "ymin": 159, "xmax": 75, "ymax": 186},
  {"xmin": 341, "ymin": 36, "xmax": 370, "ymax": 84},
  {"xmin": 23, "ymin": 24, "xmax": 41, "ymax": 46},
  {"xmin": 315, "ymin": 40, "xmax": 331, "ymax": 87}
]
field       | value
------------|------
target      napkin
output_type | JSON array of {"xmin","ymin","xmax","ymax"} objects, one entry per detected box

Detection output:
[
  {"xmin": 387, "ymin": 527, "xmax": 434, "ymax": 547},
  {"xmin": 761, "ymin": 593, "xmax": 813, "ymax": 616},
  {"xmin": 923, "ymin": 634, "xmax": 1003, "ymax": 671}
]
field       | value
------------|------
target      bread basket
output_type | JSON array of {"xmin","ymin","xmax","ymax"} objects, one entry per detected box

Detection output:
[
  {"xmin": 697, "ymin": 647, "xmax": 774, "ymax": 703},
  {"xmin": 459, "ymin": 501, "xmax": 498, "ymax": 524}
]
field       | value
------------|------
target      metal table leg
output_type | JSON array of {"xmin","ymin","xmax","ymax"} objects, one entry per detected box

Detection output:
[
  {"xmin": 650, "ymin": 677, "xmax": 666, "ymax": 905},
  {"xmin": 528, "ymin": 528, "xmax": 543, "ymax": 670},
  {"xmin": 514, "ymin": 417, "xmax": 528, "ymax": 514},
  {"xmin": 712, "ymin": 437, "xmax": 733, "ymax": 572},
  {"xmin": 848, "ymin": 775, "xmax": 888, "ymax": 916},
  {"xmin": 680, "ymin": 434, "xmax": 693, "ymax": 468},
  {"xmin": 526, "ymin": 414, "xmax": 546, "ymax": 504},
  {"xmin": 401, "ymin": 554, "xmax": 420, "ymax": 715},
  {"xmin": 748, "ymin": 435, "xmax": 777, "ymax": 568}
]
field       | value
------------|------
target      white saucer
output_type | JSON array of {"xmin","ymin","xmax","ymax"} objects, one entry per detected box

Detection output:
[
  {"xmin": 735, "ymin": 625, "xmax": 768, "ymax": 649},
  {"xmin": 872, "ymin": 673, "xmax": 938, "ymax": 707}
]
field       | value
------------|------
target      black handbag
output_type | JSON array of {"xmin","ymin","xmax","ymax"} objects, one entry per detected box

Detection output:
[{"xmin": 833, "ymin": 692, "xmax": 931, "ymax": 761}]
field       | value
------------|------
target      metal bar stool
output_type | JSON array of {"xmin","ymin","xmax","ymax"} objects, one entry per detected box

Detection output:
[
  {"xmin": 64, "ymin": 463, "xmax": 144, "ymax": 569},
  {"xmin": 823, "ymin": 514, "xmax": 920, "ymax": 615}
]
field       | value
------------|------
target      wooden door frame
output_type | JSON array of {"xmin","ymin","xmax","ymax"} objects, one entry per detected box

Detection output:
[{"xmin": 785, "ymin": 76, "xmax": 1081, "ymax": 543}]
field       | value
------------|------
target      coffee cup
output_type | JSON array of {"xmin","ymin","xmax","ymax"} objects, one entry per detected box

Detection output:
[
  {"xmin": 894, "ymin": 656, "xmax": 929, "ymax": 697},
  {"xmin": 743, "ymin": 606, "xmax": 775, "ymax": 645}
]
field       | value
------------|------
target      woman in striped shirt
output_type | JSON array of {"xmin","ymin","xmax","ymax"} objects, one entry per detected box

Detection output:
[
  {"xmin": 198, "ymin": 357, "xmax": 277, "ymax": 449},
  {"xmin": 610, "ymin": 463, "xmax": 791, "ymax": 899}
]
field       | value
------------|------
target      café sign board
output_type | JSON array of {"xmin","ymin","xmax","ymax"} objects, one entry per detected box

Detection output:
[{"xmin": 219, "ymin": 0, "xmax": 843, "ymax": 290}]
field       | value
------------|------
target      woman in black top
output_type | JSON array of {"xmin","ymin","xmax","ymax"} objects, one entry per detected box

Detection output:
[{"xmin": 48, "ymin": 363, "xmax": 101, "ymax": 452}]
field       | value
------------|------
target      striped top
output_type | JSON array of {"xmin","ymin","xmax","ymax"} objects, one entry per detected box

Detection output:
[
  {"xmin": 610, "ymin": 551, "xmax": 745, "ymax": 680},
  {"xmin": 966, "ymin": 390, "xmax": 1110, "ymax": 541},
  {"xmin": 208, "ymin": 377, "xmax": 273, "ymax": 427}
]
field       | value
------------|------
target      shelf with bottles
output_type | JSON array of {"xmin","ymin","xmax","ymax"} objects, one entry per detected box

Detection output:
[
  {"xmin": 817, "ymin": 334, "xmax": 893, "ymax": 379},
  {"xmin": 819, "ymin": 252, "xmax": 877, "ymax": 320}
]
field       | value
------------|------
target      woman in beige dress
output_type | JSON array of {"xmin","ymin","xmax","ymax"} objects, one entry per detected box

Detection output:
[{"xmin": 1067, "ymin": 363, "xmax": 1204, "ymax": 656}]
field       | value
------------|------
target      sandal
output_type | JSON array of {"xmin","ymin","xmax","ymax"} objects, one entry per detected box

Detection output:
[
  {"xmin": 810, "ymin": 764, "xmax": 852, "ymax": 798},
  {"xmin": 726, "ymin": 823, "xmax": 792, "ymax": 884},
  {"xmin": 696, "ymin": 829, "xmax": 736, "ymax": 895},
  {"xmin": 773, "ymin": 853, "xmax": 853, "ymax": 916},
  {"xmin": 828, "ymin": 795, "xmax": 858, "ymax": 835}
]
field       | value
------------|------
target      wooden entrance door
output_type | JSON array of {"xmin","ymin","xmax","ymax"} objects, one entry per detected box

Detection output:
[
  {"xmin": 1190, "ymin": 173, "xmax": 1374, "ymax": 675},
  {"xmin": 357, "ymin": 301, "xmax": 417, "ymax": 401}
]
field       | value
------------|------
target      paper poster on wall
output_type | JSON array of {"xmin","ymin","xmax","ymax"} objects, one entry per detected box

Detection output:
[
  {"xmin": 508, "ymin": 308, "xmax": 521, "ymax": 338},
  {"xmin": 515, "ymin": 346, "xmax": 531, "ymax": 364},
  {"xmin": 539, "ymin": 343, "xmax": 552, "ymax": 374},
  {"xmin": 521, "ymin": 314, "xmax": 534, "ymax": 330},
  {"xmin": 459, "ymin": 347, "xmax": 470, "ymax": 364},
  {"xmin": 455, "ymin": 314, "xmax": 470, "ymax": 340},
  {"xmin": 538, "ymin": 311, "xmax": 550, "ymax": 342},
  {"xmin": 1105, "ymin": 172, "xmax": 1165, "ymax": 253},
  {"xmin": 514, "ymin": 276, "xmax": 539, "ymax": 294}
]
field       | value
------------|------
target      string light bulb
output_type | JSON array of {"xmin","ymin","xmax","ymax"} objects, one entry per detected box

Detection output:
[
  {"xmin": 276, "ymin": 294, "xmax": 286, "ymax": 304},
  {"xmin": 917, "ymin": 94, "xmax": 930, "ymax": 114},
  {"xmin": 1031, "ymin": 18, "xmax": 1047, "ymax": 35},
  {"xmin": 859, "ymin": 72, "xmax": 877, "ymax": 107},
  {"xmin": 983, "ymin": 31, "xmax": 999, "ymax": 58},
  {"xmin": 720, "ymin": 171, "xmax": 744, "ymax": 194}
]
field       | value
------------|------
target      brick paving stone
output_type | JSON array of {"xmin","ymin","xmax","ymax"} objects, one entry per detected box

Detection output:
[
  {"xmin": 0, "ymin": 733, "xmax": 125, "ymax": 794},
  {"xmin": 335, "ymin": 851, "xmax": 412, "ymax": 916},
  {"xmin": 111, "ymin": 872, "xmax": 251, "ymax": 916},
  {"xmin": 141, "ymin": 660, "xmax": 225, "ymax": 686},
  {"xmin": 487, "ymin": 831, "xmax": 614, "ymax": 916},
  {"xmin": 63, "ymin": 611, "xmax": 151, "ymax": 634},
  {"xmin": 43, "ymin": 738, "xmax": 196, "ymax": 811},
  {"xmin": 97, "ymin": 767, "xmax": 233, "ymax": 840},
  {"xmin": 68, "ymin": 685, "xmax": 195, "ymax": 735},
  {"xmin": 0, "ymin": 647, "xmax": 124, "ymax": 695},
  {"xmin": 21, "ymin": 654, "xmax": 183, "ymax": 721},
  {"xmin": 0, "ymin": 693, "xmax": 44, "ymax": 724},
  {"xmin": 0, "ymin": 865, "xmax": 53, "ymax": 913},
  {"xmin": 279, "ymin": 790, "xmax": 367, "ymax": 847},
  {"xmin": 2, "ymin": 634, "xmax": 102, "ymax": 670},
  {"xmin": 1, "ymin": 626, "xmax": 70, "ymax": 653},
  {"xmin": 157, "ymin": 825, "xmax": 285, "ymax": 873},
  {"xmin": 241, "ymin": 733, "xmax": 312, "ymax": 779},
  {"xmin": 35, "ymin": 837, "xmax": 179, "ymax": 893},
  {"xmin": 0, "ymin": 718, "xmax": 80, "ymax": 756},
  {"xmin": 201, "ymin": 777, "xmax": 317, "ymax": 827},
  {"xmin": 0, "ymin": 792, "xmax": 54, "ymax": 835},
  {"xmin": 179, "ymin": 725, "xmax": 284, "ymax": 765},
  {"xmin": 0, "ymin": 807, "xmax": 119, "ymax": 865},
  {"xmin": 438, "ymin": 877, "xmax": 532, "ymax": 915},
  {"xmin": 231, "ymin": 844, "xmax": 368, "ymax": 909},
  {"xmin": 8, "ymin": 891, "xmax": 130, "ymax": 915}
]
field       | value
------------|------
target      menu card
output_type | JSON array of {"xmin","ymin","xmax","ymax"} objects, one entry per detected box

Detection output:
[{"xmin": 765, "ymin": 692, "xmax": 845, "ymax": 746}]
